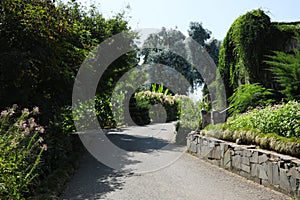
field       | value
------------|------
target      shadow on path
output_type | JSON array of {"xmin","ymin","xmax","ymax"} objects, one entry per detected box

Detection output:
[
  {"xmin": 61, "ymin": 123, "xmax": 179, "ymax": 199},
  {"xmin": 107, "ymin": 133, "xmax": 170, "ymax": 153}
]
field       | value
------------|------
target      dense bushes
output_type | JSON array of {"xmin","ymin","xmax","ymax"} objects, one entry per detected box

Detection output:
[
  {"xmin": 203, "ymin": 101, "xmax": 300, "ymax": 157},
  {"xmin": 135, "ymin": 88, "xmax": 202, "ymax": 144},
  {"xmin": 0, "ymin": 0, "xmax": 135, "ymax": 198},
  {"xmin": 0, "ymin": 106, "xmax": 46, "ymax": 199},
  {"xmin": 225, "ymin": 101, "xmax": 300, "ymax": 138},
  {"xmin": 228, "ymin": 83, "xmax": 274, "ymax": 115},
  {"xmin": 265, "ymin": 35, "xmax": 300, "ymax": 100},
  {"xmin": 135, "ymin": 90, "xmax": 182, "ymax": 123},
  {"xmin": 218, "ymin": 9, "xmax": 300, "ymax": 98}
]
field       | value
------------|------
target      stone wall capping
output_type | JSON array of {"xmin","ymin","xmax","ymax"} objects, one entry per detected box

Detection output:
[{"xmin": 187, "ymin": 132, "xmax": 300, "ymax": 198}]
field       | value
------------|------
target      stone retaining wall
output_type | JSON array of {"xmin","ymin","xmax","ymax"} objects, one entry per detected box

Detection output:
[{"xmin": 187, "ymin": 132, "xmax": 300, "ymax": 197}]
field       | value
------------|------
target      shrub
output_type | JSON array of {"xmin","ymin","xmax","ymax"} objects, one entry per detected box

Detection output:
[
  {"xmin": 265, "ymin": 34, "xmax": 300, "ymax": 100},
  {"xmin": 135, "ymin": 91, "xmax": 183, "ymax": 122},
  {"xmin": 0, "ymin": 105, "xmax": 46, "ymax": 199},
  {"xmin": 175, "ymin": 98, "xmax": 202, "ymax": 144},
  {"xmin": 225, "ymin": 101, "xmax": 300, "ymax": 138},
  {"xmin": 62, "ymin": 95, "xmax": 117, "ymax": 133},
  {"xmin": 228, "ymin": 83, "xmax": 274, "ymax": 115}
]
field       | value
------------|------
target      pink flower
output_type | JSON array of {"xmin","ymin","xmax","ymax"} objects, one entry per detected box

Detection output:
[
  {"xmin": 28, "ymin": 117, "xmax": 36, "ymax": 129},
  {"xmin": 22, "ymin": 108, "xmax": 29, "ymax": 117},
  {"xmin": 42, "ymin": 144, "xmax": 48, "ymax": 151},
  {"xmin": 22, "ymin": 123, "xmax": 27, "ymax": 130},
  {"xmin": 1, "ymin": 110, "xmax": 8, "ymax": 117},
  {"xmin": 33, "ymin": 106, "xmax": 40, "ymax": 114}
]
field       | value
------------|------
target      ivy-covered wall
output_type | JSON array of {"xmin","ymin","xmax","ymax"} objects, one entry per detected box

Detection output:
[{"xmin": 218, "ymin": 9, "xmax": 300, "ymax": 98}]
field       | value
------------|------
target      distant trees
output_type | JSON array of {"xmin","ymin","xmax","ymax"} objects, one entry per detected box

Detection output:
[{"xmin": 140, "ymin": 22, "xmax": 221, "ymax": 94}]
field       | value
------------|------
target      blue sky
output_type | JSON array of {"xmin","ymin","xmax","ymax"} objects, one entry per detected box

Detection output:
[{"xmin": 79, "ymin": 0, "xmax": 300, "ymax": 40}]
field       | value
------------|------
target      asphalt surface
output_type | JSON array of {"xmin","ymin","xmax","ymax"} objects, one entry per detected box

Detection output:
[{"xmin": 61, "ymin": 123, "xmax": 291, "ymax": 200}]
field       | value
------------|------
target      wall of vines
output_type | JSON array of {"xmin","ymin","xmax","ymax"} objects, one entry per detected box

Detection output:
[{"xmin": 218, "ymin": 9, "xmax": 300, "ymax": 98}]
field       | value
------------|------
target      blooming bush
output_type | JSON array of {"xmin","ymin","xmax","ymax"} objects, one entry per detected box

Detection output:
[
  {"xmin": 225, "ymin": 101, "xmax": 300, "ymax": 137},
  {"xmin": 0, "ymin": 105, "xmax": 46, "ymax": 199},
  {"xmin": 135, "ymin": 91, "xmax": 187, "ymax": 122}
]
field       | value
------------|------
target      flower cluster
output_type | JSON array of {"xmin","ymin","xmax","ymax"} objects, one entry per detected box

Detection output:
[
  {"xmin": 135, "ymin": 91, "xmax": 188, "ymax": 107},
  {"xmin": 0, "ymin": 105, "xmax": 47, "ymax": 198},
  {"xmin": 0, "ymin": 105, "xmax": 46, "ymax": 150}
]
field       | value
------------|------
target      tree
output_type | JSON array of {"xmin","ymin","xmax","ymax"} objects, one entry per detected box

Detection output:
[
  {"xmin": 188, "ymin": 22, "xmax": 211, "ymax": 46},
  {"xmin": 141, "ymin": 27, "xmax": 202, "ymax": 93}
]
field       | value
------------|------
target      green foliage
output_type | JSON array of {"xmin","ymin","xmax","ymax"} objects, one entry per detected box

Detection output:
[
  {"xmin": 218, "ymin": 9, "xmax": 272, "ymax": 97},
  {"xmin": 0, "ymin": 0, "xmax": 136, "ymax": 198},
  {"xmin": 0, "ymin": 106, "xmax": 46, "ymax": 199},
  {"xmin": 265, "ymin": 35, "xmax": 300, "ymax": 100},
  {"xmin": 228, "ymin": 83, "xmax": 274, "ymax": 115},
  {"xmin": 62, "ymin": 95, "xmax": 117, "ymax": 133},
  {"xmin": 218, "ymin": 9, "xmax": 300, "ymax": 98},
  {"xmin": 135, "ymin": 90, "xmax": 181, "ymax": 122},
  {"xmin": 225, "ymin": 101, "xmax": 300, "ymax": 138},
  {"xmin": 141, "ymin": 27, "xmax": 204, "ymax": 90},
  {"xmin": 175, "ymin": 98, "xmax": 202, "ymax": 144},
  {"xmin": 188, "ymin": 22, "xmax": 211, "ymax": 46}
]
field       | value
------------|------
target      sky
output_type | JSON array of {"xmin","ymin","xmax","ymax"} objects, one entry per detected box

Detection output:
[{"xmin": 78, "ymin": 0, "xmax": 300, "ymax": 40}]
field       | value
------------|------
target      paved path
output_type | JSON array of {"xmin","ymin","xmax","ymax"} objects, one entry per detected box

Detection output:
[{"xmin": 61, "ymin": 123, "xmax": 291, "ymax": 200}]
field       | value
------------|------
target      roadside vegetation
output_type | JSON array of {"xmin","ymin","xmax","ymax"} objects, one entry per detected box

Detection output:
[
  {"xmin": 1, "ymin": 1, "xmax": 300, "ymax": 198},
  {"xmin": 204, "ymin": 9, "xmax": 300, "ymax": 158}
]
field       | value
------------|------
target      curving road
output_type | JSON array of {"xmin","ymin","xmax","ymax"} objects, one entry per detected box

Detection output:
[{"xmin": 61, "ymin": 123, "xmax": 291, "ymax": 200}]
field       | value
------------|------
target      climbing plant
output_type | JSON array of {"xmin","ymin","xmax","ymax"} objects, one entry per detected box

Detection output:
[{"xmin": 218, "ymin": 9, "xmax": 300, "ymax": 99}]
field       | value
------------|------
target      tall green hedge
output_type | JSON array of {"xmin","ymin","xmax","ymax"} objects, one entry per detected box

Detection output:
[{"xmin": 218, "ymin": 9, "xmax": 300, "ymax": 98}]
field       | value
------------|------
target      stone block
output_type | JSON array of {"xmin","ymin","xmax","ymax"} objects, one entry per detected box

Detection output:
[
  {"xmin": 266, "ymin": 162, "xmax": 273, "ymax": 184},
  {"xmin": 290, "ymin": 176, "xmax": 298, "ymax": 192},
  {"xmin": 190, "ymin": 142, "xmax": 197, "ymax": 153},
  {"xmin": 272, "ymin": 163, "xmax": 280, "ymax": 185},
  {"xmin": 241, "ymin": 164, "xmax": 250, "ymax": 173},
  {"xmin": 200, "ymin": 145, "xmax": 211, "ymax": 157},
  {"xmin": 250, "ymin": 151, "xmax": 259, "ymax": 163},
  {"xmin": 259, "ymin": 163, "xmax": 268, "ymax": 180},
  {"xmin": 240, "ymin": 171, "xmax": 250, "ymax": 179},
  {"xmin": 212, "ymin": 146, "xmax": 221, "ymax": 160},
  {"xmin": 242, "ymin": 157, "xmax": 250, "ymax": 165},
  {"xmin": 232, "ymin": 155, "xmax": 241, "ymax": 170},
  {"xmin": 196, "ymin": 144, "xmax": 201, "ymax": 155},
  {"xmin": 243, "ymin": 149, "xmax": 253, "ymax": 157},
  {"xmin": 220, "ymin": 143, "xmax": 228, "ymax": 158},
  {"xmin": 287, "ymin": 167, "xmax": 300, "ymax": 179},
  {"xmin": 280, "ymin": 168, "xmax": 292, "ymax": 193},
  {"xmin": 187, "ymin": 137, "xmax": 191, "ymax": 148},
  {"xmin": 251, "ymin": 164, "xmax": 259, "ymax": 177},
  {"xmin": 223, "ymin": 149, "xmax": 231, "ymax": 169},
  {"xmin": 209, "ymin": 141, "xmax": 215, "ymax": 148},
  {"xmin": 258, "ymin": 154, "xmax": 269, "ymax": 164}
]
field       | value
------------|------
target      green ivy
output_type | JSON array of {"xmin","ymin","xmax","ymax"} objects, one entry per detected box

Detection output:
[{"xmin": 218, "ymin": 9, "xmax": 300, "ymax": 98}]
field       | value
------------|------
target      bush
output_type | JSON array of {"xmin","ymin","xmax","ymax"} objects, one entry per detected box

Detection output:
[
  {"xmin": 225, "ymin": 101, "xmax": 300, "ymax": 138},
  {"xmin": 135, "ymin": 91, "xmax": 182, "ymax": 123},
  {"xmin": 175, "ymin": 98, "xmax": 202, "ymax": 144},
  {"xmin": 228, "ymin": 83, "xmax": 274, "ymax": 115},
  {"xmin": 62, "ymin": 95, "xmax": 117, "ymax": 133},
  {"xmin": 265, "ymin": 35, "xmax": 300, "ymax": 100},
  {"xmin": 0, "ymin": 105, "xmax": 46, "ymax": 199}
]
